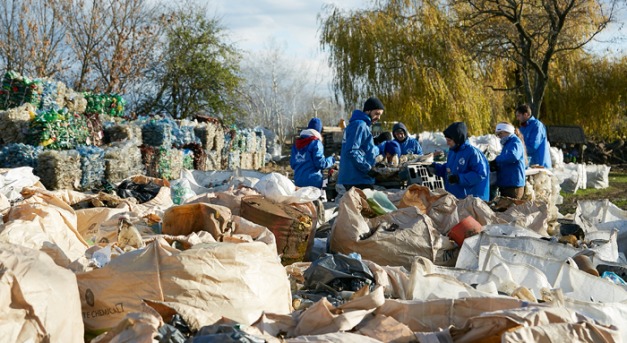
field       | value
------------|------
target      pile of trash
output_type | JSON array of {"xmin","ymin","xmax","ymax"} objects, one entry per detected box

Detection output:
[{"xmin": 1, "ymin": 165, "xmax": 626, "ymax": 342}]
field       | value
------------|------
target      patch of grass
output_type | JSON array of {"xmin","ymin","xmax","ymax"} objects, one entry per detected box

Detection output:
[{"xmin": 558, "ymin": 170, "xmax": 627, "ymax": 214}]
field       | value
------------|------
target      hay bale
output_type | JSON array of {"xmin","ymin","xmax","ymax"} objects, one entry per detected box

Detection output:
[
  {"xmin": 104, "ymin": 142, "xmax": 144, "ymax": 184},
  {"xmin": 36, "ymin": 150, "xmax": 82, "ymax": 190},
  {"xmin": 0, "ymin": 143, "xmax": 42, "ymax": 168}
]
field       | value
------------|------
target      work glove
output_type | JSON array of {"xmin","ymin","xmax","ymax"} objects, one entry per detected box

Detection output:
[
  {"xmin": 367, "ymin": 169, "xmax": 380, "ymax": 178},
  {"xmin": 448, "ymin": 174, "xmax": 459, "ymax": 184},
  {"xmin": 489, "ymin": 159, "xmax": 498, "ymax": 172}
]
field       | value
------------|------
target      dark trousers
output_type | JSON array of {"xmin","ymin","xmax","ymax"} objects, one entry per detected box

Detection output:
[{"xmin": 499, "ymin": 186, "xmax": 524, "ymax": 200}]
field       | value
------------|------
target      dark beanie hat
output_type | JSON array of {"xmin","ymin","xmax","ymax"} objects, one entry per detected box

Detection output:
[
  {"xmin": 307, "ymin": 117, "xmax": 322, "ymax": 133},
  {"xmin": 363, "ymin": 97, "xmax": 385, "ymax": 112},
  {"xmin": 384, "ymin": 140, "xmax": 401, "ymax": 156},
  {"xmin": 443, "ymin": 122, "xmax": 468, "ymax": 146}
]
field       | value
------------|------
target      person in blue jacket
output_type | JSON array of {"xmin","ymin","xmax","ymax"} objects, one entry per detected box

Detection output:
[
  {"xmin": 392, "ymin": 122, "xmax": 423, "ymax": 155},
  {"xmin": 338, "ymin": 97, "xmax": 385, "ymax": 191},
  {"xmin": 515, "ymin": 104, "xmax": 552, "ymax": 169},
  {"xmin": 382, "ymin": 140, "xmax": 401, "ymax": 165},
  {"xmin": 492, "ymin": 122, "xmax": 526, "ymax": 199},
  {"xmin": 290, "ymin": 117, "xmax": 334, "ymax": 188},
  {"xmin": 431, "ymin": 122, "xmax": 490, "ymax": 201}
]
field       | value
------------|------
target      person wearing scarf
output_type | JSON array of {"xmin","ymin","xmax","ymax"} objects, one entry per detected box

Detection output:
[
  {"xmin": 493, "ymin": 122, "xmax": 526, "ymax": 199},
  {"xmin": 431, "ymin": 122, "xmax": 490, "ymax": 201},
  {"xmin": 290, "ymin": 117, "xmax": 334, "ymax": 188}
]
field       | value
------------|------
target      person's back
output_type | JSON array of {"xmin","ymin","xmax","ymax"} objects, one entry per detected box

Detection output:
[
  {"xmin": 290, "ymin": 118, "xmax": 334, "ymax": 188},
  {"xmin": 392, "ymin": 122, "xmax": 423, "ymax": 155},
  {"xmin": 338, "ymin": 97, "xmax": 385, "ymax": 190},
  {"xmin": 516, "ymin": 104, "xmax": 551, "ymax": 169},
  {"xmin": 432, "ymin": 122, "xmax": 490, "ymax": 201}
]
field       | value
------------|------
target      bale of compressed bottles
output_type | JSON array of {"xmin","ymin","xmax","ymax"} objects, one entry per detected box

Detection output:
[
  {"xmin": 194, "ymin": 120, "xmax": 225, "ymax": 152},
  {"xmin": 104, "ymin": 141, "xmax": 145, "ymax": 184},
  {"xmin": 0, "ymin": 103, "xmax": 35, "ymax": 144},
  {"xmin": 103, "ymin": 122, "xmax": 142, "ymax": 145},
  {"xmin": 35, "ymin": 150, "xmax": 82, "ymax": 190},
  {"xmin": 0, "ymin": 71, "xmax": 42, "ymax": 110},
  {"xmin": 142, "ymin": 120, "xmax": 173, "ymax": 147},
  {"xmin": 182, "ymin": 142, "xmax": 208, "ymax": 171},
  {"xmin": 140, "ymin": 145, "xmax": 183, "ymax": 180},
  {"xmin": 26, "ymin": 108, "xmax": 90, "ymax": 149},
  {"xmin": 77, "ymin": 145, "xmax": 105, "ymax": 190},
  {"xmin": 84, "ymin": 93, "xmax": 125, "ymax": 117},
  {"xmin": 84, "ymin": 113, "xmax": 104, "ymax": 146},
  {"xmin": 38, "ymin": 78, "xmax": 67, "ymax": 111},
  {"xmin": 0, "ymin": 143, "xmax": 42, "ymax": 168}
]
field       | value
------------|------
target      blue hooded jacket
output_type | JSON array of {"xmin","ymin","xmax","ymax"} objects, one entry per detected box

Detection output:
[
  {"xmin": 520, "ymin": 116, "xmax": 552, "ymax": 169},
  {"xmin": 433, "ymin": 122, "xmax": 490, "ymax": 201},
  {"xmin": 290, "ymin": 129, "xmax": 334, "ymax": 188},
  {"xmin": 393, "ymin": 122, "xmax": 423, "ymax": 155},
  {"xmin": 495, "ymin": 134, "xmax": 526, "ymax": 188},
  {"xmin": 338, "ymin": 110, "xmax": 377, "ymax": 185}
]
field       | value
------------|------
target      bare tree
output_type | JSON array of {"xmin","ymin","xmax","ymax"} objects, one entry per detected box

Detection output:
[
  {"xmin": 90, "ymin": 0, "xmax": 163, "ymax": 94},
  {"xmin": 0, "ymin": 0, "xmax": 68, "ymax": 77},
  {"xmin": 238, "ymin": 39, "xmax": 312, "ymax": 146},
  {"xmin": 452, "ymin": 0, "xmax": 623, "ymax": 118}
]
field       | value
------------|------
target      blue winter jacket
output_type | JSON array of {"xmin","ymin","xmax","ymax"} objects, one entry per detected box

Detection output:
[
  {"xmin": 392, "ymin": 123, "xmax": 423, "ymax": 155},
  {"xmin": 495, "ymin": 135, "xmax": 526, "ymax": 188},
  {"xmin": 433, "ymin": 122, "xmax": 490, "ymax": 200},
  {"xmin": 290, "ymin": 132, "xmax": 334, "ymax": 188},
  {"xmin": 520, "ymin": 116, "xmax": 552, "ymax": 169},
  {"xmin": 338, "ymin": 110, "xmax": 377, "ymax": 185}
]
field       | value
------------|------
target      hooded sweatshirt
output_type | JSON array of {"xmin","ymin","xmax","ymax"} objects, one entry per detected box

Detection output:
[
  {"xmin": 433, "ymin": 122, "xmax": 490, "ymax": 201},
  {"xmin": 290, "ymin": 129, "xmax": 334, "ymax": 188},
  {"xmin": 338, "ymin": 110, "xmax": 377, "ymax": 185},
  {"xmin": 519, "ymin": 116, "xmax": 552, "ymax": 169},
  {"xmin": 392, "ymin": 122, "xmax": 423, "ymax": 155}
]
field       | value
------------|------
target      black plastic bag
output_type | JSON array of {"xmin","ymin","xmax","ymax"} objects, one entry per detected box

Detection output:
[
  {"xmin": 116, "ymin": 179, "xmax": 162, "ymax": 203},
  {"xmin": 303, "ymin": 253, "xmax": 375, "ymax": 293}
]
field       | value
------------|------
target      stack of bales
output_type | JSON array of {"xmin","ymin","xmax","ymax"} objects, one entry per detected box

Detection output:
[
  {"xmin": 141, "ymin": 119, "xmax": 183, "ymax": 180},
  {"xmin": 104, "ymin": 141, "xmax": 144, "ymax": 184},
  {"xmin": 224, "ymin": 128, "xmax": 267, "ymax": 170},
  {"xmin": 195, "ymin": 120, "xmax": 225, "ymax": 170},
  {"xmin": 84, "ymin": 93, "xmax": 126, "ymax": 146}
]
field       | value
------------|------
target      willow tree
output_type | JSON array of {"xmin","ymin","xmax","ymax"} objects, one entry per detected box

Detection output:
[
  {"xmin": 319, "ymin": 0, "xmax": 503, "ymax": 135},
  {"xmin": 543, "ymin": 53, "xmax": 627, "ymax": 139},
  {"xmin": 452, "ymin": 0, "xmax": 622, "ymax": 119}
]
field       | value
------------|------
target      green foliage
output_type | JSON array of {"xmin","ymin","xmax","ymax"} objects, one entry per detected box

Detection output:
[
  {"xmin": 136, "ymin": 6, "xmax": 242, "ymax": 119},
  {"xmin": 543, "ymin": 54, "xmax": 627, "ymax": 139},
  {"xmin": 320, "ymin": 0, "xmax": 503, "ymax": 135}
]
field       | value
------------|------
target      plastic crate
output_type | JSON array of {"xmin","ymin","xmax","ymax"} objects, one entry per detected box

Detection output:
[{"xmin": 405, "ymin": 163, "xmax": 445, "ymax": 191}]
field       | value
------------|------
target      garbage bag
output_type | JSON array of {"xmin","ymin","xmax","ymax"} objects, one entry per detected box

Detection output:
[
  {"xmin": 303, "ymin": 253, "xmax": 375, "ymax": 293},
  {"xmin": 116, "ymin": 179, "xmax": 162, "ymax": 203}
]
